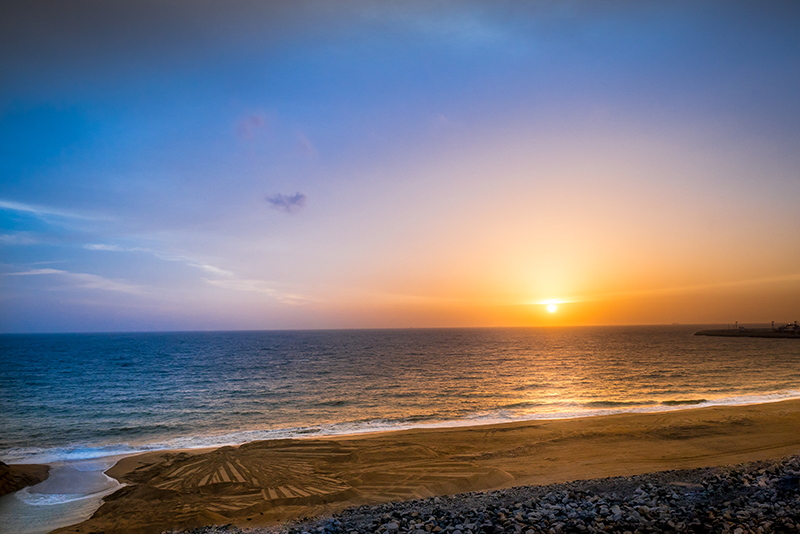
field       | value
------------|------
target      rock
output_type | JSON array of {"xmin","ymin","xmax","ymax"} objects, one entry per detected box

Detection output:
[{"xmin": 0, "ymin": 461, "xmax": 50, "ymax": 497}]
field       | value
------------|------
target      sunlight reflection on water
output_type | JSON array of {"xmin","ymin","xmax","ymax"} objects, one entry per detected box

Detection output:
[{"xmin": 1, "ymin": 325, "xmax": 799, "ymax": 465}]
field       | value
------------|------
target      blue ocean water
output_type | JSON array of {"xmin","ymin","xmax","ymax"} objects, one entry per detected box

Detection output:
[{"xmin": 2, "ymin": 325, "xmax": 800, "ymax": 465}]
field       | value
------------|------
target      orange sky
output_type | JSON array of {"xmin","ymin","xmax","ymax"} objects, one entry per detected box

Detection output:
[{"xmin": 2, "ymin": 1, "xmax": 799, "ymax": 332}]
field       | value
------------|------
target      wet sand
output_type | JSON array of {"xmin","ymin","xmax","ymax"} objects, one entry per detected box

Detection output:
[{"xmin": 52, "ymin": 400, "xmax": 800, "ymax": 534}]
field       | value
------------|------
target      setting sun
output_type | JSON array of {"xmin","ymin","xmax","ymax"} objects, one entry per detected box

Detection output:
[{"xmin": 3, "ymin": 3, "xmax": 800, "ymax": 533}]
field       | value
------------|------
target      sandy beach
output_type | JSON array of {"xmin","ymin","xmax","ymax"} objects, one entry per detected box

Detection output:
[{"xmin": 35, "ymin": 399, "xmax": 800, "ymax": 534}]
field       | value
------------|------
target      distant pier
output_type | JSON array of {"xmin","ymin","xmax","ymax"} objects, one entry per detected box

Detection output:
[{"xmin": 695, "ymin": 321, "xmax": 800, "ymax": 339}]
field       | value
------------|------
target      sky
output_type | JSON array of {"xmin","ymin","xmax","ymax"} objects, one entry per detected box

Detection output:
[{"xmin": 1, "ymin": 0, "xmax": 799, "ymax": 333}]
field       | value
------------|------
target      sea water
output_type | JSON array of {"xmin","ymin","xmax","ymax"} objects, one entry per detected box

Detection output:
[
  {"xmin": 1, "ymin": 326, "xmax": 799, "ymax": 531},
  {"xmin": 3, "ymin": 325, "xmax": 800, "ymax": 464},
  {"xmin": 0, "ymin": 456, "xmax": 122, "ymax": 534}
]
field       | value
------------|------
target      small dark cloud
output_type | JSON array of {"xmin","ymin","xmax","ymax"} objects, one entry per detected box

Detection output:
[{"xmin": 266, "ymin": 192, "xmax": 307, "ymax": 213}]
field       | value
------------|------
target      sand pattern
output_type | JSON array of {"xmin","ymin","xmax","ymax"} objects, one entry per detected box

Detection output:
[
  {"xmin": 53, "ymin": 400, "xmax": 800, "ymax": 534},
  {"xmin": 72, "ymin": 438, "xmax": 512, "ymax": 534},
  {"xmin": 150, "ymin": 443, "xmax": 350, "ymax": 500}
]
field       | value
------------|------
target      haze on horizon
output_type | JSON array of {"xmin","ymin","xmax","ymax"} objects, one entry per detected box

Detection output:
[{"xmin": 1, "ymin": 0, "xmax": 799, "ymax": 333}]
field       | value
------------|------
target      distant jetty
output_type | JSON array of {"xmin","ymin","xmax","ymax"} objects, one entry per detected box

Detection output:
[{"xmin": 695, "ymin": 321, "xmax": 800, "ymax": 339}]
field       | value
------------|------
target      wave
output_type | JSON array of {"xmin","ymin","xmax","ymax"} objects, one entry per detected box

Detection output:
[
  {"xmin": 16, "ymin": 488, "xmax": 94, "ymax": 506},
  {"xmin": 0, "ymin": 444, "xmax": 145, "ymax": 464},
  {"xmin": 14, "ymin": 487, "xmax": 110, "ymax": 506},
  {"xmin": 313, "ymin": 399, "xmax": 351, "ymax": 407},
  {"xmin": 4, "ymin": 390, "xmax": 799, "ymax": 465},
  {"xmin": 493, "ymin": 401, "xmax": 547, "ymax": 410},
  {"xmin": 694, "ymin": 391, "xmax": 800, "ymax": 407},
  {"xmin": 583, "ymin": 400, "xmax": 653, "ymax": 408},
  {"xmin": 661, "ymin": 399, "xmax": 707, "ymax": 406}
]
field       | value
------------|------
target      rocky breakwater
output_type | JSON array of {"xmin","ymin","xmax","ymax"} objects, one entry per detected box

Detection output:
[{"xmin": 168, "ymin": 455, "xmax": 800, "ymax": 534}]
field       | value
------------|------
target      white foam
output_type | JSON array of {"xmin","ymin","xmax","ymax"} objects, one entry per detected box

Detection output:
[
  {"xmin": 0, "ymin": 489, "xmax": 108, "ymax": 534},
  {"xmin": 697, "ymin": 390, "xmax": 800, "ymax": 407},
  {"xmin": 15, "ymin": 488, "xmax": 99, "ymax": 506},
  {"xmin": 0, "ymin": 444, "xmax": 141, "ymax": 465},
  {"xmin": 448, "ymin": 390, "xmax": 800, "ymax": 425}
]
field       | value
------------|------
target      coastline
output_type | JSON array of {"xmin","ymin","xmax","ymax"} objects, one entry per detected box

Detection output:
[
  {"xmin": 46, "ymin": 398, "xmax": 800, "ymax": 534},
  {"xmin": 0, "ymin": 457, "xmax": 123, "ymax": 534},
  {"xmin": 6, "ymin": 389, "xmax": 799, "ymax": 467}
]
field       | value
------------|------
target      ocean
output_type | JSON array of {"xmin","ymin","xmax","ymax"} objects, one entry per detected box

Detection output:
[
  {"xmin": 3, "ymin": 325, "xmax": 800, "ymax": 466},
  {"xmin": 2, "ymin": 325, "xmax": 800, "ymax": 533}
]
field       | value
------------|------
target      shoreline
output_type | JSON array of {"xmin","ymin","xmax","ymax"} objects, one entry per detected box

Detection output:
[
  {"xmin": 44, "ymin": 398, "xmax": 800, "ymax": 534},
  {"xmin": 5, "ymin": 390, "xmax": 800, "ymax": 467}
]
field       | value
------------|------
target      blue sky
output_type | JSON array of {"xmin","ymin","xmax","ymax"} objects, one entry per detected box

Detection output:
[{"xmin": 2, "ymin": 1, "xmax": 800, "ymax": 332}]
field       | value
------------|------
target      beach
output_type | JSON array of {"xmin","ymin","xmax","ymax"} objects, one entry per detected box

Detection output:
[
  {"xmin": 5, "ymin": 0, "xmax": 800, "ymax": 530},
  {"xmin": 41, "ymin": 399, "xmax": 800, "ymax": 534}
]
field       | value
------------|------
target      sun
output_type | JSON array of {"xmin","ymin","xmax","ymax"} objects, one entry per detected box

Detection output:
[{"xmin": 547, "ymin": 304, "xmax": 557, "ymax": 313}]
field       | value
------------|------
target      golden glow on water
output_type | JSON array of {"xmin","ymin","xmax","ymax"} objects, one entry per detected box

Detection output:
[{"xmin": 3, "ymin": 327, "xmax": 799, "ymax": 467}]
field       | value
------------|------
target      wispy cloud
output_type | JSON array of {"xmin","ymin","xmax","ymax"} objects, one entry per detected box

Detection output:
[
  {"xmin": 82, "ymin": 242, "xmax": 306, "ymax": 302},
  {"xmin": 266, "ymin": 192, "xmax": 307, "ymax": 213},
  {"xmin": 196, "ymin": 263, "xmax": 308, "ymax": 304},
  {"xmin": 205, "ymin": 278, "xmax": 309, "ymax": 304},
  {"xmin": 7, "ymin": 268, "xmax": 64, "ymax": 275},
  {"xmin": 84, "ymin": 243, "xmax": 127, "ymax": 251},
  {"xmin": 85, "ymin": 243, "xmax": 237, "ymax": 278},
  {"xmin": 188, "ymin": 262, "xmax": 234, "ymax": 277},
  {"xmin": 0, "ymin": 199, "xmax": 108, "ymax": 221},
  {"xmin": 0, "ymin": 232, "xmax": 39, "ymax": 245},
  {"xmin": 151, "ymin": 253, "xmax": 234, "ymax": 277},
  {"xmin": 205, "ymin": 278, "xmax": 276, "ymax": 294},
  {"xmin": 6, "ymin": 268, "xmax": 141, "ymax": 294}
]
